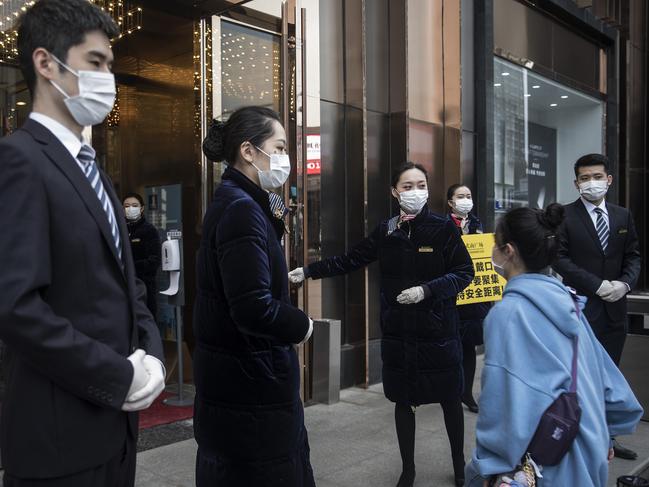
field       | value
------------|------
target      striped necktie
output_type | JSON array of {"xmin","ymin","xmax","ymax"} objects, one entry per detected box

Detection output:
[
  {"xmin": 77, "ymin": 145, "xmax": 123, "ymax": 261},
  {"xmin": 594, "ymin": 207, "xmax": 609, "ymax": 251}
]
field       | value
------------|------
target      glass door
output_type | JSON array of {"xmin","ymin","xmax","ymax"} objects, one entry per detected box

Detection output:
[{"xmin": 205, "ymin": 2, "xmax": 314, "ymax": 400}]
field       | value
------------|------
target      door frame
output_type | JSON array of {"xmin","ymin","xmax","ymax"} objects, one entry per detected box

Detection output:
[{"xmin": 199, "ymin": 4, "xmax": 313, "ymax": 400}]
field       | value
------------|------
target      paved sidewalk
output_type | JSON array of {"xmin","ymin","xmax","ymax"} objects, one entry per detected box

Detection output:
[{"xmin": 135, "ymin": 357, "xmax": 649, "ymax": 486}]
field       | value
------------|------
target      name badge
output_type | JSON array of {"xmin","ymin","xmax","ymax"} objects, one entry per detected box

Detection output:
[
  {"xmin": 418, "ymin": 246, "xmax": 434, "ymax": 253},
  {"xmin": 617, "ymin": 228, "xmax": 628, "ymax": 234},
  {"xmin": 131, "ymin": 238, "xmax": 142, "ymax": 243}
]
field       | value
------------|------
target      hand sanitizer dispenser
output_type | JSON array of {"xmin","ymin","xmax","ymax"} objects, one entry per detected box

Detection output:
[{"xmin": 160, "ymin": 238, "xmax": 181, "ymax": 296}]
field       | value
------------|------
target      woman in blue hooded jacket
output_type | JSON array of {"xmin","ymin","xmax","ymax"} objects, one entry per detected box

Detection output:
[{"xmin": 465, "ymin": 204, "xmax": 643, "ymax": 486}]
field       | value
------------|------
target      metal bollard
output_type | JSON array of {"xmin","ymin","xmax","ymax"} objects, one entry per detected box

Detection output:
[
  {"xmin": 312, "ymin": 319, "xmax": 341, "ymax": 404},
  {"xmin": 618, "ymin": 476, "xmax": 649, "ymax": 487}
]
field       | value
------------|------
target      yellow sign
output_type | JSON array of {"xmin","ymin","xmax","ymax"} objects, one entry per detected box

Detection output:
[{"xmin": 457, "ymin": 233, "xmax": 507, "ymax": 306}]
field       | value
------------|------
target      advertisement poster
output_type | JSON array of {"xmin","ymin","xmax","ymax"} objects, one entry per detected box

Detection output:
[
  {"xmin": 527, "ymin": 122, "xmax": 557, "ymax": 209},
  {"xmin": 306, "ymin": 134, "xmax": 321, "ymax": 175},
  {"xmin": 457, "ymin": 233, "xmax": 507, "ymax": 306}
]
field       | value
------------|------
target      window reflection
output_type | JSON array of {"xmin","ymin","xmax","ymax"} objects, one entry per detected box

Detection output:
[
  {"xmin": 493, "ymin": 57, "xmax": 605, "ymax": 218},
  {"xmin": 0, "ymin": 66, "xmax": 29, "ymax": 136},
  {"xmin": 220, "ymin": 20, "xmax": 281, "ymax": 117}
]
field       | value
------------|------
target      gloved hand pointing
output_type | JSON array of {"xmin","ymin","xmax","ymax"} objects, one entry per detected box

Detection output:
[
  {"xmin": 289, "ymin": 267, "xmax": 305, "ymax": 284},
  {"xmin": 396, "ymin": 286, "xmax": 425, "ymax": 305}
]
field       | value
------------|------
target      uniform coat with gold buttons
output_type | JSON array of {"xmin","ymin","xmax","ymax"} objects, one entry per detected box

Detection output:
[
  {"xmin": 306, "ymin": 206, "xmax": 474, "ymax": 406},
  {"xmin": 126, "ymin": 216, "xmax": 161, "ymax": 321}
]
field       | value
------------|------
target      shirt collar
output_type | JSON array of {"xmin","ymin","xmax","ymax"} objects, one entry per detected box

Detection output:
[
  {"xmin": 581, "ymin": 196, "xmax": 608, "ymax": 216},
  {"xmin": 29, "ymin": 112, "xmax": 87, "ymax": 159}
]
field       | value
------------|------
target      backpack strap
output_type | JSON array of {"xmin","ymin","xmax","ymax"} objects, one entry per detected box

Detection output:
[{"xmin": 568, "ymin": 289, "xmax": 580, "ymax": 394}]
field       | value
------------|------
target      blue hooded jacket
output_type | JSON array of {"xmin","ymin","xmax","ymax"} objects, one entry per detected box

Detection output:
[{"xmin": 466, "ymin": 273, "xmax": 643, "ymax": 486}]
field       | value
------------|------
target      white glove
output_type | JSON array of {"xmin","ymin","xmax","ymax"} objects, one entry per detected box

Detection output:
[
  {"xmin": 596, "ymin": 280, "xmax": 613, "ymax": 298},
  {"xmin": 122, "ymin": 355, "xmax": 166, "ymax": 411},
  {"xmin": 601, "ymin": 280, "xmax": 628, "ymax": 303},
  {"xmin": 125, "ymin": 349, "xmax": 149, "ymax": 399},
  {"xmin": 289, "ymin": 267, "xmax": 305, "ymax": 284},
  {"xmin": 396, "ymin": 286, "xmax": 425, "ymax": 305}
]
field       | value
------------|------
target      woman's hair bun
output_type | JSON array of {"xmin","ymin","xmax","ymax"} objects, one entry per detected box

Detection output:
[
  {"xmin": 540, "ymin": 202, "xmax": 565, "ymax": 230},
  {"xmin": 202, "ymin": 119, "xmax": 226, "ymax": 161}
]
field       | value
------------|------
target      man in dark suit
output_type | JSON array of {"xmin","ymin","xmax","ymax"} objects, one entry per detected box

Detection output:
[
  {"xmin": 0, "ymin": 1, "xmax": 165, "ymax": 485},
  {"xmin": 554, "ymin": 153, "xmax": 641, "ymax": 460}
]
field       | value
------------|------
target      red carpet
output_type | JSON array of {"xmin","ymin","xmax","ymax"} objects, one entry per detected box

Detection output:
[{"xmin": 138, "ymin": 391, "xmax": 194, "ymax": 430}]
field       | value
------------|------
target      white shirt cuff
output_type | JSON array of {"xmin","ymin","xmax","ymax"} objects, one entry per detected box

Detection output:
[{"xmin": 297, "ymin": 319, "xmax": 314, "ymax": 345}]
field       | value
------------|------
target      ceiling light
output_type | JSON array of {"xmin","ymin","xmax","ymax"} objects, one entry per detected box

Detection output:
[
  {"xmin": 561, "ymin": 95, "xmax": 569, "ymax": 99},
  {"xmin": 550, "ymin": 103, "xmax": 558, "ymax": 107},
  {"xmin": 502, "ymin": 72, "xmax": 510, "ymax": 76},
  {"xmin": 16, "ymin": 101, "xmax": 27, "ymax": 106},
  {"xmin": 524, "ymin": 94, "xmax": 531, "ymax": 97},
  {"xmin": 494, "ymin": 83, "xmax": 502, "ymax": 87},
  {"xmin": 532, "ymin": 85, "xmax": 540, "ymax": 89}
]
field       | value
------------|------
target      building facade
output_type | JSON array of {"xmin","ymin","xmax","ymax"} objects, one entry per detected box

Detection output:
[{"xmin": 1, "ymin": 0, "xmax": 647, "ymax": 400}]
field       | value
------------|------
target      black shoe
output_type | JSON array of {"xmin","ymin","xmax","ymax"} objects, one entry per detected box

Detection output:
[
  {"xmin": 462, "ymin": 395, "xmax": 479, "ymax": 413},
  {"xmin": 396, "ymin": 469, "xmax": 415, "ymax": 487},
  {"xmin": 454, "ymin": 477, "xmax": 465, "ymax": 487},
  {"xmin": 613, "ymin": 439, "xmax": 638, "ymax": 460}
]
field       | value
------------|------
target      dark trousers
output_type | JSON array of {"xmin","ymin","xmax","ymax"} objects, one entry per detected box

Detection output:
[
  {"xmin": 462, "ymin": 340, "xmax": 477, "ymax": 399},
  {"xmin": 394, "ymin": 400, "xmax": 464, "ymax": 475},
  {"xmin": 594, "ymin": 319, "xmax": 627, "ymax": 366},
  {"xmin": 3, "ymin": 437, "xmax": 136, "ymax": 487}
]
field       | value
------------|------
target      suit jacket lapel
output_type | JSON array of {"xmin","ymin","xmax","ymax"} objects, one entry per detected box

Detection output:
[
  {"xmin": 23, "ymin": 120, "xmax": 125, "ymax": 275},
  {"xmin": 574, "ymin": 198, "xmax": 605, "ymax": 255},
  {"xmin": 604, "ymin": 203, "xmax": 620, "ymax": 256}
]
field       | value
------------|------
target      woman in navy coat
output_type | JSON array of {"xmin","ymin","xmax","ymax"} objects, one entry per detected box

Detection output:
[
  {"xmin": 193, "ymin": 106, "xmax": 315, "ymax": 486},
  {"xmin": 290, "ymin": 163, "xmax": 474, "ymax": 487},
  {"xmin": 446, "ymin": 184, "xmax": 490, "ymax": 414}
]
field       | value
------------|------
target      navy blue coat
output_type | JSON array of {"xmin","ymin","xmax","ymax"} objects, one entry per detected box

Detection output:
[
  {"xmin": 126, "ymin": 216, "xmax": 161, "ymax": 320},
  {"xmin": 193, "ymin": 167, "xmax": 315, "ymax": 486},
  {"xmin": 448, "ymin": 212, "xmax": 490, "ymax": 346},
  {"xmin": 306, "ymin": 207, "xmax": 474, "ymax": 405}
]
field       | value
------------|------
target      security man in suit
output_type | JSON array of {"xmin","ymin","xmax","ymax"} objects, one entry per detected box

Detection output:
[
  {"xmin": 0, "ymin": 1, "xmax": 165, "ymax": 485},
  {"xmin": 554, "ymin": 153, "xmax": 641, "ymax": 460}
]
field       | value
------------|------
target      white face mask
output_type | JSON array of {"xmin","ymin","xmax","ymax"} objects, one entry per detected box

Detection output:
[
  {"xmin": 125, "ymin": 206, "xmax": 142, "ymax": 221},
  {"xmin": 50, "ymin": 55, "xmax": 116, "ymax": 127},
  {"xmin": 492, "ymin": 248, "xmax": 507, "ymax": 278},
  {"xmin": 251, "ymin": 146, "xmax": 291, "ymax": 190},
  {"xmin": 578, "ymin": 180, "xmax": 609, "ymax": 202},
  {"xmin": 454, "ymin": 198, "xmax": 473, "ymax": 215},
  {"xmin": 398, "ymin": 189, "xmax": 428, "ymax": 214}
]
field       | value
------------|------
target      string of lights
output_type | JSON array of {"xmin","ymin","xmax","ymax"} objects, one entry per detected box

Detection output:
[
  {"xmin": 1, "ymin": 0, "xmax": 142, "ymax": 64},
  {"xmin": 0, "ymin": 0, "xmax": 35, "ymax": 63}
]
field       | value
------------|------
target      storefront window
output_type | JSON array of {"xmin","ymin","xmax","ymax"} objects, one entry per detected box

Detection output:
[
  {"xmin": 0, "ymin": 65, "xmax": 29, "ymax": 136},
  {"xmin": 493, "ymin": 57, "xmax": 605, "ymax": 218}
]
